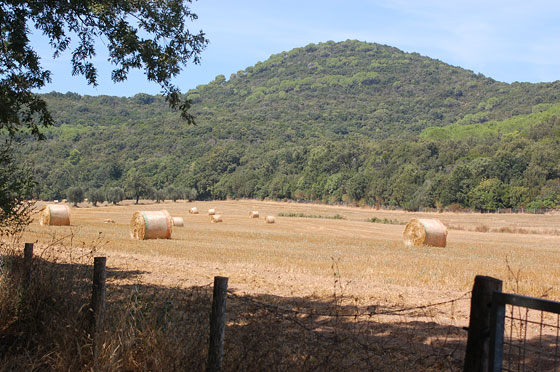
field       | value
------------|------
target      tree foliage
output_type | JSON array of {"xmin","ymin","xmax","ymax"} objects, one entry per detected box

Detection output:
[
  {"xmin": 15, "ymin": 40, "xmax": 560, "ymax": 211},
  {"xmin": 0, "ymin": 0, "xmax": 207, "ymax": 227}
]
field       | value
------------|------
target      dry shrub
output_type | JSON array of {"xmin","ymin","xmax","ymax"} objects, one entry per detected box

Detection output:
[
  {"xmin": 474, "ymin": 224, "xmax": 489, "ymax": 232},
  {"xmin": 0, "ymin": 231, "xmax": 100, "ymax": 371}
]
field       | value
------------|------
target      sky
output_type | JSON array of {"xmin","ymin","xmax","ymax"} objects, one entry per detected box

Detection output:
[{"xmin": 32, "ymin": 0, "xmax": 560, "ymax": 97}]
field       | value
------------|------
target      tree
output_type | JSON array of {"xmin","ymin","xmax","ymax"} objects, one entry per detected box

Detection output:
[
  {"xmin": 106, "ymin": 187, "xmax": 125, "ymax": 205},
  {"xmin": 88, "ymin": 189, "xmax": 105, "ymax": 207},
  {"xmin": 0, "ymin": 144, "xmax": 34, "ymax": 231},
  {"xmin": 0, "ymin": 0, "xmax": 207, "ymax": 225},
  {"xmin": 165, "ymin": 185, "xmax": 183, "ymax": 202},
  {"xmin": 124, "ymin": 168, "xmax": 151, "ymax": 204},
  {"xmin": 67, "ymin": 186, "xmax": 84, "ymax": 207},
  {"xmin": 469, "ymin": 178, "xmax": 505, "ymax": 212},
  {"xmin": 185, "ymin": 187, "xmax": 198, "ymax": 202},
  {"xmin": 154, "ymin": 189, "xmax": 166, "ymax": 203}
]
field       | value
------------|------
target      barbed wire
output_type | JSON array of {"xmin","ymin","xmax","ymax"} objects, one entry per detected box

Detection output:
[{"xmin": 227, "ymin": 289, "xmax": 472, "ymax": 318}]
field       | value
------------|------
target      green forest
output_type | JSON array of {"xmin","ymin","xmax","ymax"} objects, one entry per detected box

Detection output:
[{"xmin": 19, "ymin": 40, "xmax": 560, "ymax": 211}]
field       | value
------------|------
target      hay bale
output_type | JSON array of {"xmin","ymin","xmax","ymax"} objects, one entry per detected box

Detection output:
[
  {"xmin": 130, "ymin": 210, "xmax": 172, "ymax": 240},
  {"xmin": 211, "ymin": 215, "xmax": 222, "ymax": 223},
  {"xmin": 265, "ymin": 216, "xmax": 275, "ymax": 224},
  {"xmin": 104, "ymin": 219, "xmax": 115, "ymax": 224},
  {"xmin": 172, "ymin": 217, "xmax": 184, "ymax": 227},
  {"xmin": 250, "ymin": 210, "xmax": 259, "ymax": 218},
  {"xmin": 402, "ymin": 218, "xmax": 447, "ymax": 247},
  {"xmin": 40, "ymin": 204, "xmax": 70, "ymax": 226},
  {"xmin": 208, "ymin": 208, "xmax": 216, "ymax": 216},
  {"xmin": 189, "ymin": 207, "xmax": 199, "ymax": 214}
]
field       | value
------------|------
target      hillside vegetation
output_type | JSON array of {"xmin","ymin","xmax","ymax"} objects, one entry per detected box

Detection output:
[{"xmin": 21, "ymin": 40, "xmax": 560, "ymax": 210}]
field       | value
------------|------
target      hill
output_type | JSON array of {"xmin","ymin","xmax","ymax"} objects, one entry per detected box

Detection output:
[{"xmin": 21, "ymin": 40, "xmax": 560, "ymax": 210}]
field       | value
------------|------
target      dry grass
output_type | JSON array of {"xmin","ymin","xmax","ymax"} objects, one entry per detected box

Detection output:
[
  {"xmin": 3, "ymin": 199, "xmax": 559, "ymax": 371},
  {"xmin": 21, "ymin": 199, "xmax": 560, "ymax": 301}
]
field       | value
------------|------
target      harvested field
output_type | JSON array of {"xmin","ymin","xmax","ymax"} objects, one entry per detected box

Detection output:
[
  {"xmin": 23, "ymin": 199, "xmax": 560, "ymax": 301},
  {"xmin": 16, "ymin": 199, "xmax": 560, "ymax": 370}
]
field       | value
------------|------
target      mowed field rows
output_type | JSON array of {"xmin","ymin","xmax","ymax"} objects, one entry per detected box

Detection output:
[{"xmin": 23, "ymin": 200, "xmax": 560, "ymax": 312}]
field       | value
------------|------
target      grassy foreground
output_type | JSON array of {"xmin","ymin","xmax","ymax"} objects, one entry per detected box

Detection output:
[{"xmin": 1, "ymin": 199, "xmax": 559, "ymax": 371}]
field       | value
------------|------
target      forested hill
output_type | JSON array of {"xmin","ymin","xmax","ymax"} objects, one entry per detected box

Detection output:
[{"xmin": 22, "ymin": 40, "xmax": 560, "ymax": 210}]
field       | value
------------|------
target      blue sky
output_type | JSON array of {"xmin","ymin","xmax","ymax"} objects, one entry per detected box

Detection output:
[{"xmin": 33, "ymin": 0, "xmax": 560, "ymax": 97}]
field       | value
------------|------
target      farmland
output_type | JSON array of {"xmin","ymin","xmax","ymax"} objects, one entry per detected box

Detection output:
[
  {"xmin": 25, "ymin": 199, "xmax": 560, "ymax": 304},
  {"xmin": 8, "ymin": 199, "xmax": 560, "ymax": 371}
]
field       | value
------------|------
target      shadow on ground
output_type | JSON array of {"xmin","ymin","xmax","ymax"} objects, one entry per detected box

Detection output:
[{"xmin": 1, "ymin": 253, "xmax": 556, "ymax": 372}]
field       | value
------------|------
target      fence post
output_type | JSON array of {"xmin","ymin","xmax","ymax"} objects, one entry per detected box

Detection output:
[
  {"xmin": 464, "ymin": 275, "xmax": 503, "ymax": 372},
  {"xmin": 488, "ymin": 292, "xmax": 506, "ymax": 372},
  {"xmin": 207, "ymin": 276, "xmax": 228, "ymax": 372},
  {"xmin": 23, "ymin": 243, "xmax": 33, "ymax": 285},
  {"xmin": 89, "ymin": 257, "xmax": 107, "ymax": 360}
]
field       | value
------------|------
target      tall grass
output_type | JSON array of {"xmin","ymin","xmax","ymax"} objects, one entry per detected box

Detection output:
[{"xmin": 0, "ymin": 231, "xmax": 466, "ymax": 371}]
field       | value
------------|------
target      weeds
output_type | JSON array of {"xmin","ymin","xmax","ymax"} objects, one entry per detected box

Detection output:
[
  {"xmin": 278, "ymin": 212, "xmax": 346, "ymax": 220},
  {"xmin": 449, "ymin": 224, "xmax": 560, "ymax": 235},
  {"xmin": 366, "ymin": 216, "xmax": 406, "ymax": 225}
]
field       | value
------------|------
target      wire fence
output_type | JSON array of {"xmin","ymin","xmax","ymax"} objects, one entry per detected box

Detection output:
[
  {"xmin": 489, "ymin": 292, "xmax": 560, "ymax": 372},
  {"xmin": 223, "ymin": 288, "xmax": 472, "ymax": 371}
]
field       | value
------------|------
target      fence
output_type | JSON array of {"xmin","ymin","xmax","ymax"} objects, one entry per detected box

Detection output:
[
  {"xmin": 10, "ymin": 244, "xmax": 560, "ymax": 372},
  {"xmin": 489, "ymin": 293, "xmax": 560, "ymax": 372}
]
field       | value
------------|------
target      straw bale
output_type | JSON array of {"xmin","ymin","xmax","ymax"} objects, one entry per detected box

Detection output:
[
  {"xmin": 189, "ymin": 207, "xmax": 199, "ymax": 214},
  {"xmin": 265, "ymin": 216, "xmax": 275, "ymax": 224},
  {"xmin": 172, "ymin": 217, "xmax": 184, "ymax": 227},
  {"xmin": 211, "ymin": 215, "xmax": 222, "ymax": 223},
  {"xmin": 250, "ymin": 211, "xmax": 259, "ymax": 218},
  {"xmin": 130, "ymin": 210, "xmax": 172, "ymax": 240},
  {"xmin": 40, "ymin": 204, "xmax": 70, "ymax": 226},
  {"xmin": 402, "ymin": 218, "xmax": 447, "ymax": 247},
  {"xmin": 208, "ymin": 208, "xmax": 216, "ymax": 215},
  {"xmin": 104, "ymin": 219, "xmax": 115, "ymax": 224}
]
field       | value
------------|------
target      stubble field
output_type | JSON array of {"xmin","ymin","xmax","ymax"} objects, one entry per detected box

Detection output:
[
  {"xmin": 23, "ymin": 199, "xmax": 560, "ymax": 305},
  {"xmin": 13, "ymin": 199, "xmax": 560, "ymax": 370}
]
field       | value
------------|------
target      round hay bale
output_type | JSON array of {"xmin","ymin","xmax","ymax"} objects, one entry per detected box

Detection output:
[
  {"xmin": 40, "ymin": 204, "xmax": 70, "ymax": 226},
  {"xmin": 172, "ymin": 217, "xmax": 184, "ymax": 227},
  {"xmin": 104, "ymin": 219, "xmax": 115, "ymax": 224},
  {"xmin": 130, "ymin": 210, "xmax": 172, "ymax": 240},
  {"xmin": 265, "ymin": 216, "xmax": 275, "ymax": 224},
  {"xmin": 208, "ymin": 208, "xmax": 216, "ymax": 216},
  {"xmin": 211, "ymin": 215, "xmax": 222, "ymax": 223},
  {"xmin": 249, "ymin": 210, "xmax": 259, "ymax": 218},
  {"xmin": 189, "ymin": 207, "xmax": 199, "ymax": 214},
  {"xmin": 402, "ymin": 218, "xmax": 447, "ymax": 247}
]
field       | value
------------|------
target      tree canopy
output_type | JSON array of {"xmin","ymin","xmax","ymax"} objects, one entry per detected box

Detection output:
[
  {"xmin": 0, "ymin": 0, "xmax": 207, "ymax": 138},
  {"xmin": 0, "ymin": 0, "xmax": 207, "ymax": 225}
]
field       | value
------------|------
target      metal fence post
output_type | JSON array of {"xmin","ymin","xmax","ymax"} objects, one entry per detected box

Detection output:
[
  {"xmin": 464, "ymin": 275, "xmax": 503, "ymax": 372},
  {"xmin": 207, "ymin": 276, "xmax": 228, "ymax": 372},
  {"xmin": 488, "ymin": 292, "xmax": 506, "ymax": 372}
]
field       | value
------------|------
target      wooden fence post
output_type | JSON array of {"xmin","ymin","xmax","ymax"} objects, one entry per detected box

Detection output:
[
  {"xmin": 23, "ymin": 243, "xmax": 33, "ymax": 285},
  {"xmin": 464, "ymin": 275, "xmax": 503, "ymax": 372},
  {"xmin": 207, "ymin": 276, "xmax": 228, "ymax": 372},
  {"xmin": 89, "ymin": 257, "xmax": 107, "ymax": 359}
]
